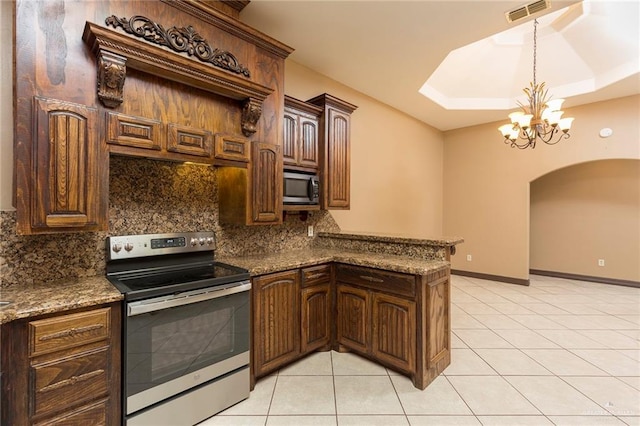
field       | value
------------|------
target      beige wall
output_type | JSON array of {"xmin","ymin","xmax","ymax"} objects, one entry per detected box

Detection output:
[
  {"xmin": 443, "ymin": 95, "xmax": 640, "ymax": 281},
  {"xmin": 530, "ymin": 159, "xmax": 640, "ymax": 282},
  {"xmin": 0, "ymin": 0, "xmax": 13, "ymax": 211},
  {"xmin": 285, "ymin": 61, "xmax": 445, "ymax": 237}
]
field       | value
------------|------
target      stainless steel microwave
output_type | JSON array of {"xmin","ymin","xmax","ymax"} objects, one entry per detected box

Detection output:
[{"xmin": 283, "ymin": 171, "xmax": 320, "ymax": 205}]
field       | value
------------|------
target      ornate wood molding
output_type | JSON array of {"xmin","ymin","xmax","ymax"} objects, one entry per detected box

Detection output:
[
  {"xmin": 82, "ymin": 21, "xmax": 273, "ymax": 136},
  {"xmin": 104, "ymin": 15, "xmax": 251, "ymax": 78}
]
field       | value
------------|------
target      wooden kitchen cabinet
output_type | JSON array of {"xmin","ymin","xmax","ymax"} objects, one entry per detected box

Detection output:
[
  {"xmin": 252, "ymin": 269, "xmax": 300, "ymax": 377},
  {"xmin": 219, "ymin": 141, "xmax": 283, "ymax": 225},
  {"xmin": 16, "ymin": 97, "xmax": 108, "ymax": 235},
  {"xmin": 300, "ymin": 264, "xmax": 332, "ymax": 354},
  {"xmin": 283, "ymin": 96, "xmax": 322, "ymax": 171},
  {"xmin": 335, "ymin": 264, "xmax": 446, "ymax": 389},
  {"xmin": 336, "ymin": 284, "xmax": 415, "ymax": 373},
  {"xmin": 1, "ymin": 303, "xmax": 121, "ymax": 426},
  {"xmin": 371, "ymin": 292, "xmax": 416, "ymax": 373},
  {"xmin": 250, "ymin": 262, "xmax": 450, "ymax": 391},
  {"xmin": 336, "ymin": 284, "xmax": 370, "ymax": 354},
  {"xmin": 307, "ymin": 94, "xmax": 357, "ymax": 209}
]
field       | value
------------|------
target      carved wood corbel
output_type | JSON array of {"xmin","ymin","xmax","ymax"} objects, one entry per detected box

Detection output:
[
  {"xmin": 97, "ymin": 50, "xmax": 126, "ymax": 108},
  {"xmin": 241, "ymin": 98, "xmax": 262, "ymax": 137}
]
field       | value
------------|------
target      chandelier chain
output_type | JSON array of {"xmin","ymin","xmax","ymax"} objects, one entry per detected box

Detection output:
[{"xmin": 532, "ymin": 19, "xmax": 537, "ymax": 88}]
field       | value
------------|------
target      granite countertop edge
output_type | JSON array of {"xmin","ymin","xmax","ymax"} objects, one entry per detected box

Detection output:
[
  {"xmin": 317, "ymin": 231, "xmax": 464, "ymax": 246},
  {"xmin": 0, "ymin": 276, "xmax": 123, "ymax": 325},
  {"xmin": 218, "ymin": 248, "xmax": 450, "ymax": 277}
]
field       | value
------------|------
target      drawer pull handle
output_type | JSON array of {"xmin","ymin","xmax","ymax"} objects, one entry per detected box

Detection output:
[
  {"xmin": 360, "ymin": 275, "xmax": 384, "ymax": 283},
  {"xmin": 39, "ymin": 324, "xmax": 105, "ymax": 342},
  {"xmin": 38, "ymin": 369, "xmax": 104, "ymax": 393},
  {"xmin": 306, "ymin": 273, "xmax": 327, "ymax": 280}
]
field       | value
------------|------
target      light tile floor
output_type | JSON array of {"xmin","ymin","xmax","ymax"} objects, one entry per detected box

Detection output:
[{"xmin": 201, "ymin": 275, "xmax": 640, "ymax": 426}]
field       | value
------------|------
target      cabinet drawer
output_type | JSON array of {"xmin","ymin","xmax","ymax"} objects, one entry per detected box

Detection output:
[
  {"xmin": 33, "ymin": 397, "xmax": 108, "ymax": 426},
  {"xmin": 29, "ymin": 308, "xmax": 111, "ymax": 357},
  {"xmin": 335, "ymin": 264, "xmax": 415, "ymax": 298},
  {"xmin": 31, "ymin": 347, "xmax": 109, "ymax": 418},
  {"xmin": 301, "ymin": 264, "xmax": 331, "ymax": 287}
]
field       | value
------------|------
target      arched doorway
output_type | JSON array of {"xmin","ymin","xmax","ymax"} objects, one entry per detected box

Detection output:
[{"xmin": 529, "ymin": 159, "xmax": 640, "ymax": 285}]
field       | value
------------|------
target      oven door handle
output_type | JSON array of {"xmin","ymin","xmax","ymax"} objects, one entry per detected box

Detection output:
[{"xmin": 127, "ymin": 281, "xmax": 251, "ymax": 317}]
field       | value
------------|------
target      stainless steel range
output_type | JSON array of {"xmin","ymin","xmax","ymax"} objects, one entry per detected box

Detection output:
[{"xmin": 106, "ymin": 232, "xmax": 251, "ymax": 426}]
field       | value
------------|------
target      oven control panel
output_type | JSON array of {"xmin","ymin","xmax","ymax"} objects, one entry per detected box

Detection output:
[{"xmin": 107, "ymin": 232, "xmax": 216, "ymax": 260}]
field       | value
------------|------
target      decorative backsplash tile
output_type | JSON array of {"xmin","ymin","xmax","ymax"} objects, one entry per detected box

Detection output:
[{"xmin": 0, "ymin": 156, "xmax": 339, "ymax": 287}]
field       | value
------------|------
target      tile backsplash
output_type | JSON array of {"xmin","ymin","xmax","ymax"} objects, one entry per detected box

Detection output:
[{"xmin": 0, "ymin": 156, "xmax": 339, "ymax": 287}]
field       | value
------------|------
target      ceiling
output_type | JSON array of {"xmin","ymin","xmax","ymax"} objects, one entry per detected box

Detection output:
[{"xmin": 239, "ymin": 0, "xmax": 640, "ymax": 132}]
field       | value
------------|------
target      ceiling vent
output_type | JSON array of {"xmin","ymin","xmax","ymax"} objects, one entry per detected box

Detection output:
[{"xmin": 505, "ymin": 0, "xmax": 551, "ymax": 23}]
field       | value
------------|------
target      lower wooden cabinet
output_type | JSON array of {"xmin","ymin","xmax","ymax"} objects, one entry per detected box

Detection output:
[
  {"xmin": 251, "ymin": 262, "xmax": 450, "ymax": 390},
  {"xmin": 252, "ymin": 269, "xmax": 301, "ymax": 378},
  {"xmin": 336, "ymin": 283, "xmax": 416, "ymax": 373},
  {"xmin": 1, "ymin": 303, "xmax": 121, "ymax": 426},
  {"xmin": 371, "ymin": 292, "xmax": 416, "ymax": 373},
  {"xmin": 336, "ymin": 284, "xmax": 369, "ymax": 354},
  {"xmin": 252, "ymin": 265, "xmax": 332, "ymax": 381},
  {"xmin": 300, "ymin": 265, "xmax": 332, "ymax": 354},
  {"xmin": 335, "ymin": 264, "xmax": 449, "ymax": 389}
]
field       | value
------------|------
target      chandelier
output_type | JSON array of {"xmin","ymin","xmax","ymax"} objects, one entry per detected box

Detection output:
[{"xmin": 499, "ymin": 19, "xmax": 574, "ymax": 149}]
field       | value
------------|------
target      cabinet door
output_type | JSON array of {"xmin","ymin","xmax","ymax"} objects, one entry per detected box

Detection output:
[
  {"xmin": 282, "ymin": 109, "xmax": 298, "ymax": 167},
  {"xmin": 298, "ymin": 116, "xmax": 319, "ymax": 169},
  {"xmin": 301, "ymin": 283, "xmax": 331, "ymax": 354},
  {"xmin": 253, "ymin": 270, "xmax": 300, "ymax": 377},
  {"xmin": 372, "ymin": 292, "xmax": 416, "ymax": 373},
  {"xmin": 335, "ymin": 284, "xmax": 369, "ymax": 354},
  {"xmin": 325, "ymin": 107, "xmax": 351, "ymax": 208},
  {"xmin": 30, "ymin": 97, "xmax": 107, "ymax": 233},
  {"xmin": 251, "ymin": 141, "xmax": 283, "ymax": 224}
]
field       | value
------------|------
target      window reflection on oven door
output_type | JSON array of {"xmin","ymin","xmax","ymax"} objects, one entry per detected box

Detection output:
[{"xmin": 124, "ymin": 283, "xmax": 251, "ymax": 417}]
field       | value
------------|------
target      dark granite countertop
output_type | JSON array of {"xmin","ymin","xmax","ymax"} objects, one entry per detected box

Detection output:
[
  {"xmin": 217, "ymin": 248, "xmax": 450, "ymax": 277},
  {"xmin": 1, "ymin": 233, "xmax": 456, "ymax": 325},
  {"xmin": 318, "ymin": 231, "xmax": 464, "ymax": 247},
  {"xmin": 0, "ymin": 276, "xmax": 123, "ymax": 325}
]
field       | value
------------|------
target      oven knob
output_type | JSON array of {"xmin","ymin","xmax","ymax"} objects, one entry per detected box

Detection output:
[
  {"xmin": 124, "ymin": 243, "xmax": 134, "ymax": 252},
  {"xmin": 112, "ymin": 243, "xmax": 122, "ymax": 253},
  {"xmin": 206, "ymin": 237, "xmax": 214, "ymax": 245},
  {"xmin": 190, "ymin": 238, "xmax": 198, "ymax": 247},
  {"xmin": 198, "ymin": 238, "xmax": 206, "ymax": 246}
]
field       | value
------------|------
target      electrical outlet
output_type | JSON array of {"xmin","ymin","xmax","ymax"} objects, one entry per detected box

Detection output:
[
  {"xmin": 307, "ymin": 225, "xmax": 314, "ymax": 237},
  {"xmin": 598, "ymin": 259, "xmax": 605, "ymax": 267},
  {"xmin": 466, "ymin": 254, "xmax": 472, "ymax": 261}
]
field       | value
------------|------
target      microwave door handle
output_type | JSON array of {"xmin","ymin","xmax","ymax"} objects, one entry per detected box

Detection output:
[
  {"xmin": 308, "ymin": 178, "xmax": 318, "ymax": 200},
  {"xmin": 127, "ymin": 281, "xmax": 251, "ymax": 316}
]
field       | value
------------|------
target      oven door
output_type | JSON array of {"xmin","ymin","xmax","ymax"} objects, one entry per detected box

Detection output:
[{"xmin": 124, "ymin": 281, "xmax": 251, "ymax": 416}]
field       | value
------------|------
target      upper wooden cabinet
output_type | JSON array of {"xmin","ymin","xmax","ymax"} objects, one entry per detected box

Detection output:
[
  {"xmin": 16, "ymin": 97, "xmax": 109, "ymax": 234},
  {"xmin": 283, "ymin": 96, "xmax": 322, "ymax": 171},
  {"xmin": 218, "ymin": 141, "xmax": 283, "ymax": 225},
  {"xmin": 13, "ymin": 0, "xmax": 292, "ymax": 234},
  {"xmin": 307, "ymin": 94, "xmax": 357, "ymax": 209}
]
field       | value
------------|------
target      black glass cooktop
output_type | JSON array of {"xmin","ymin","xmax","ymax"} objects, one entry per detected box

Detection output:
[{"xmin": 107, "ymin": 261, "xmax": 250, "ymax": 301}]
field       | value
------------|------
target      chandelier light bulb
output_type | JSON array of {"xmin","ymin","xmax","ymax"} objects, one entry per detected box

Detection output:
[
  {"xmin": 545, "ymin": 98, "xmax": 564, "ymax": 112},
  {"xmin": 558, "ymin": 117, "xmax": 574, "ymax": 132}
]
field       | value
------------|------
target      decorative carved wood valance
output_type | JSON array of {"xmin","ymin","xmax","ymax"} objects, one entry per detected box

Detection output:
[
  {"xmin": 82, "ymin": 20, "xmax": 274, "ymax": 136},
  {"xmin": 104, "ymin": 15, "xmax": 251, "ymax": 78}
]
